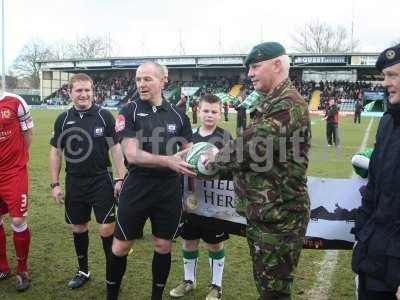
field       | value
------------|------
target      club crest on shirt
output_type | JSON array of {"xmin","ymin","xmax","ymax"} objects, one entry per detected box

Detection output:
[
  {"xmin": 167, "ymin": 123, "xmax": 177, "ymax": 134},
  {"xmin": 0, "ymin": 109, "xmax": 11, "ymax": 119},
  {"xmin": 115, "ymin": 115, "xmax": 125, "ymax": 132},
  {"xmin": 94, "ymin": 126, "xmax": 104, "ymax": 137}
]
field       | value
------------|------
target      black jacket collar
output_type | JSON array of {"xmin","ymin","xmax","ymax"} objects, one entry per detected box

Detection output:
[
  {"xmin": 137, "ymin": 99, "xmax": 169, "ymax": 112},
  {"xmin": 71, "ymin": 103, "xmax": 99, "ymax": 116},
  {"xmin": 387, "ymin": 103, "xmax": 400, "ymax": 126}
]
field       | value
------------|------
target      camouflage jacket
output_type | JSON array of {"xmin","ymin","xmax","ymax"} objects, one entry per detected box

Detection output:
[{"xmin": 212, "ymin": 78, "xmax": 311, "ymax": 233}]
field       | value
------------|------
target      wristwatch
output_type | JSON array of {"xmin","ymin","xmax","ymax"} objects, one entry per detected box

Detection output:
[{"xmin": 50, "ymin": 182, "xmax": 60, "ymax": 189}]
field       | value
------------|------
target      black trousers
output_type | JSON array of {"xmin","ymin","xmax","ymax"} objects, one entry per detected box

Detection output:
[
  {"xmin": 354, "ymin": 112, "xmax": 361, "ymax": 123},
  {"xmin": 326, "ymin": 123, "xmax": 339, "ymax": 146},
  {"xmin": 358, "ymin": 274, "xmax": 397, "ymax": 300},
  {"xmin": 192, "ymin": 111, "xmax": 197, "ymax": 124},
  {"xmin": 237, "ymin": 109, "xmax": 247, "ymax": 135}
]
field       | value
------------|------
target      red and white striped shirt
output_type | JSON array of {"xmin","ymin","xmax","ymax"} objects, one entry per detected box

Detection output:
[{"xmin": 0, "ymin": 92, "xmax": 34, "ymax": 174}]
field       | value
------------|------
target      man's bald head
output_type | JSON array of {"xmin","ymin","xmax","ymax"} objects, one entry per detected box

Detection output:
[
  {"xmin": 137, "ymin": 61, "xmax": 164, "ymax": 80},
  {"xmin": 136, "ymin": 61, "xmax": 165, "ymax": 104}
]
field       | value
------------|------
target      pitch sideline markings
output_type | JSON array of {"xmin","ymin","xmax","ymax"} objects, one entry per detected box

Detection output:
[{"xmin": 306, "ymin": 118, "xmax": 374, "ymax": 300}]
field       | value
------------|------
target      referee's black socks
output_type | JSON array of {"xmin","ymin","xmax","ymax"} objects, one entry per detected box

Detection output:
[
  {"xmin": 151, "ymin": 251, "xmax": 171, "ymax": 300},
  {"xmin": 101, "ymin": 235, "xmax": 113, "ymax": 259},
  {"xmin": 106, "ymin": 252, "xmax": 127, "ymax": 300},
  {"xmin": 73, "ymin": 231, "xmax": 89, "ymax": 274}
]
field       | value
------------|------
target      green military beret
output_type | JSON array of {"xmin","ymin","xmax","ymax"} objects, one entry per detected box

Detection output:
[
  {"xmin": 245, "ymin": 42, "xmax": 286, "ymax": 67},
  {"xmin": 376, "ymin": 43, "xmax": 400, "ymax": 72}
]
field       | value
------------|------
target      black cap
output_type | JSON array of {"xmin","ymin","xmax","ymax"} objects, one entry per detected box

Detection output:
[{"xmin": 376, "ymin": 44, "xmax": 400, "ymax": 72}]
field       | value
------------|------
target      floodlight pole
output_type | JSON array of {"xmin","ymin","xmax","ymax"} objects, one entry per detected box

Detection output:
[{"xmin": 1, "ymin": 0, "xmax": 5, "ymax": 96}]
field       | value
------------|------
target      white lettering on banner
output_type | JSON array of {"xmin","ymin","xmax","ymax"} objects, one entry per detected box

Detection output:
[
  {"xmin": 197, "ymin": 57, "xmax": 244, "ymax": 65},
  {"xmin": 351, "ymin": 55, "xmax": 378, "ymax": 66},
  {"xmin": 294, "ymin": 56, "xmax": 346, "ymax": 65},
  {"xmin": 41, "ymin": 62, "xmax": 75, "ymax": 69},
  {"xmin": 114, "ymin": 59, "xmax": 148, "ymax": 66},
  {"xmin": 76, "ymin": 60, "xmax": 111, "ymax": 67},
  {"xmin": 183, "ymin": 176, "xmax": 367, "ymax": 243},
  {"xmin": 156, "ymin": 57, "xmax": 196, "ymax": 65}
]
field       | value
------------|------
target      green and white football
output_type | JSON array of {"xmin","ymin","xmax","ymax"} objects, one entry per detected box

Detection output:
[
  {"xmin": 186, "ymin": 142, "xmax": 219, "ymax": 178},
  {"xmin": 351, "ymin": 148, "xmax": 373, "ymax": 178}
]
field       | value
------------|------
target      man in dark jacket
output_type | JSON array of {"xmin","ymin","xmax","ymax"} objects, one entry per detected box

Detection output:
[
  {"xmin": 354, "ymin": 100, "xmax": 364, "ymax": 124},
  {"xmin": 234, "ymin": 98, "xmax": 247, "ymax": 136},
  {"xmin": 352, "ymin": 43, "xmax": 400, "ymax": 300},
  {"xmin": 323, "ymin": 98, "xmax": 340, "ymax": 147}
]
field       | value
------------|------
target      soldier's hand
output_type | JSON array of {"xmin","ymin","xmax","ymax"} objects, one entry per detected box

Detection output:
[
  {"xmin": 396, "ymin": 286, "xmax": 400, "ymax": 300},
  {"xmin": 202, "ymin": 147, "xmax": 219, "ymax": 169},
  {"xmin": 52, "ymin": 186, "xmax": 64, "ymax": 204}
]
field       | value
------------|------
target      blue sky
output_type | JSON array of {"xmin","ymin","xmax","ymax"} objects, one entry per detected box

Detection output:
[{"xmin": 1, "ymin": 0, "xmax": 399, "ymax": 68}]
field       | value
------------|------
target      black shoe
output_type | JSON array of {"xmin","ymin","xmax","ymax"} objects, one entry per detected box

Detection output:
[
  {"xmin": 0, "ymin": 270, "xmax": 10, "ymax": 280},
  {"xmin": 16, "ymin": 272, "xmax": 31, "ymax": 292},
  {"xmin": 68, "ymin": 271, "xmax": 90, "ymax": 289}
]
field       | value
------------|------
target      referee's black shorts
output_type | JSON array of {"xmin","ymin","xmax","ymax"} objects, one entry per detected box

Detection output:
[
  {"xmin": 114, "ymin": 174, "xmax": 183, "ymax": 241},
  {"xmin": 65, "ymin": 172, "xmax": 116, "ymax": 225}
]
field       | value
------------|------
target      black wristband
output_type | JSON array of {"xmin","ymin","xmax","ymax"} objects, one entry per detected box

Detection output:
[{"xmin": 50, "ymin": 182, "xmax": 60, "ymax": 189}]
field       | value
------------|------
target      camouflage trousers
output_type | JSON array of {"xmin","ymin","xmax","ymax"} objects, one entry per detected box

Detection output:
[{"xmin": 246, "ymin": 221, "xmax": 306, "ymax": 300}]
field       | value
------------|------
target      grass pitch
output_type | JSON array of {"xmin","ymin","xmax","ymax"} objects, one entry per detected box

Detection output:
[{"xmin": 0, "ymin": 110, "xmax": 377, "ymax": 300}]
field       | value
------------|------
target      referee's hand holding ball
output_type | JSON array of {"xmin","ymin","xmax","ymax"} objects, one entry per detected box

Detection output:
[{"xmin": 165, "ymin": 147, "xmax": 196, "ymax": 177}]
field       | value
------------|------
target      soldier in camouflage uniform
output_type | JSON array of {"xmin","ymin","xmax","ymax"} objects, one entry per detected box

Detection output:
[{"xmin": 208, "ymin": 42, "xmax": 311, "ymax": 299}]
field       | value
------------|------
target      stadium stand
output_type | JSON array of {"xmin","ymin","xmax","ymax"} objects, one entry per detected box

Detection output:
[
  {"xmin": 43, "ymin": 73, "xmax": 384, "ymax": 113},
  {"xmin": 309, "ymin": 90, "xmax": 321, "ymax": 111},
  {"xmin": 229, "ymin": 84, "xmax": 242, "ymax": 97}
]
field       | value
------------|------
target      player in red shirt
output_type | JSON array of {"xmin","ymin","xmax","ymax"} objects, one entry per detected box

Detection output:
[{"xmin": 0, "ymin": 92, "xmax": 33, "ymax": 291}]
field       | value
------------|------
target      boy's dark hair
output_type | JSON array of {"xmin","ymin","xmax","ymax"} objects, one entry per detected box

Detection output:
[{"xmin": 199, "ymin": 94, "xmax": 222, "ymax": 107}]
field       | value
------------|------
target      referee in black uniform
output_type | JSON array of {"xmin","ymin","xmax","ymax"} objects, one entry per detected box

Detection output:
[
  {"xmin": 106, "ymin": 62, "xmax": 195, "ymax": 300},
  {"xmin": 49, "ymin": 73, "xmax": 126, "ymax": 289}
]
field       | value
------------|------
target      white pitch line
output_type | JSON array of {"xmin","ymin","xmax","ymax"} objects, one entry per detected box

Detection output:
[
  {"xmin": 353, "ymin": 118, "xmax": 375, "ymax": 178},
  {"xmin": 306, "ymin": 118, "xmax": 374, "ymax": 300}
]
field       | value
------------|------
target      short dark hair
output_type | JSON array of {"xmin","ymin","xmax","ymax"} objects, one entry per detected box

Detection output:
[
  {"xmin": 199, "ymin": 94, "xmax": 222, "ymax": 107},
  {"xmin": 68, "ymin": 73, "xmax": 93, "ymax": 90}
]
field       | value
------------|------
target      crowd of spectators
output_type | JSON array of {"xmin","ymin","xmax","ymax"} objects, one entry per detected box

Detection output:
[
  {"xmin": 45, "ymin": 72, "xmax": 384, "ymax": 112},
  {"xmin": 92, "ymin": 72, "xmax": 136, "ymax": 103},
  {"xmin": 45, "ymin": 72, "xmax": 136, "ymax": 105},
  {"xmin": 202, "ymin": 76, "xmax": 236, "ymax": 94},
  {"xmin": 319, "ymin": 80, "xmax": 383, "ymax": 101},
  {"xmin": 293, "ymin": 80, "xmax": 315, "ymax": 102},
  {"xmin": 292, "ymin": 79, "xmax": 384, "ymax": 109}
]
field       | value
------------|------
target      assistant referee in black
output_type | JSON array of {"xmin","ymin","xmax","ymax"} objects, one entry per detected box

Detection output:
[
  {"xmin": 106, "ymin": 62, "xmax": 195, "ymax": 300},
  {"xmin": 49, "ymin": 73, "xmax": 126, "ymax": 289}
]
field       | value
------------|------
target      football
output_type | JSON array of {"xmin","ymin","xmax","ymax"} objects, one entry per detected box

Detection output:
[
  {"xmin": 351, "ymin": 148, "xmax": 373, "ymax": 178},
  {"xmin": 186, "ymin": 142, "xmax": 219, "ymax": 178}
]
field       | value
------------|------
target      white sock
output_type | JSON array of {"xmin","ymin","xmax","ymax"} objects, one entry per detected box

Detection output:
[
  {"xmin": 183, "ymin": 253, "xmax": 198, "ymax": 284},
  {"xmin": 209, "ymin": 250, "xmax": 225, "ymax": 287}
]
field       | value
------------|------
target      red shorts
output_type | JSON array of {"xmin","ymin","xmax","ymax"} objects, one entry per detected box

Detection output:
[{"xmin": 0, "ymin": 168, "xmax": 29, "ymax": 217}]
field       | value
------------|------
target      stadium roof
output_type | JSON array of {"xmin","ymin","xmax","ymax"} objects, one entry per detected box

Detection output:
[{"xmin": 38, "ymin": 52, "xmax": 381, "ymax": 72}]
